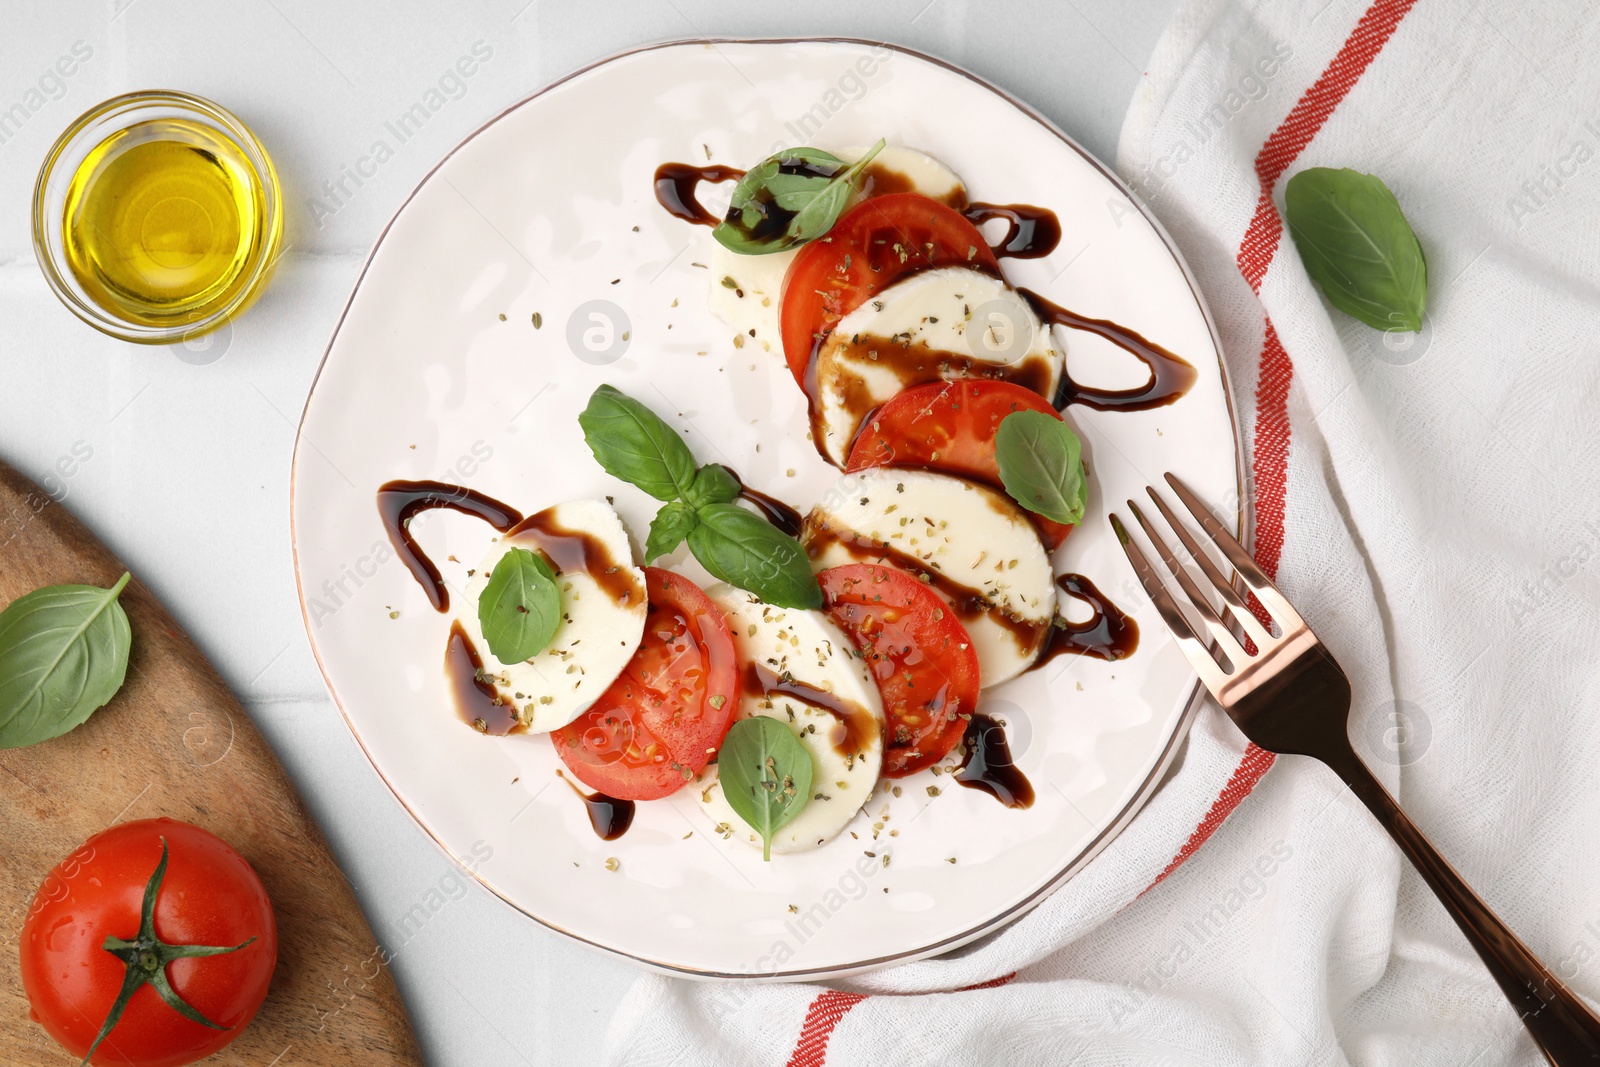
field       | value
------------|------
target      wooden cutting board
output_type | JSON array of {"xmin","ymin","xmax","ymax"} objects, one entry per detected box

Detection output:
[{"xmin": 0, "ymin": 461, "xmax": 423, "ymax": 1066}]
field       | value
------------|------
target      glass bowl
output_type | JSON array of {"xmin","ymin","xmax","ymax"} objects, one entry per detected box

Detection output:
[{"xmin": 32, "ymin": 90, "xmax": 282, "ymax": 345}]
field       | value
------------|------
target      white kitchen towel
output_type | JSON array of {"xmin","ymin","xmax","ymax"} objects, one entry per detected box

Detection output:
[{"xmin": 605, "ymin": 0, "xmax": 1600, "ymax": 1063}]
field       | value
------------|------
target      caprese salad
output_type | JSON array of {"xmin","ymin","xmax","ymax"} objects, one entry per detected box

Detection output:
[
  {"xmin": 428, "ymin": 377, "xmax": 1089, "ymax": 861},
  {"xmin": 383, "ymin": 139, "xmax": 1185, "ymax": 860}
]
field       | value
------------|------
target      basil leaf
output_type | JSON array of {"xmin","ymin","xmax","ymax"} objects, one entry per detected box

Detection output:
[
  {"xmin": 687, "ymin": 503, "xmax": 822, "ymax": 610},
  {"xmin": 477, "ymin": 547, "xmax": 561, "ymax": 663},
  {"xmin": 713, "ymin": 139, "xmax": 886, "ymax": 255},
  {"xmin": 0, "ymin": 572, "xmax": 132, "ymax": 750},
  {"xmin": 645, "ymin": 501, "xmax": 698, "ymax": 562},
  {"xmin": 579, "ymin": 384, "xmax": 697, "ymax": 502},
  {"xmin": 1285, "ymin": 167, "xmax": 1427, "ymax": 332},
  {"xmin": 784, "ymin": 139, "xmax": 886, "ymax": 245},
  {"xmin": 685, "ymin": 463, "xmax": 741, "ymax": 508},
  {"xmin": 994, "ymin": 411, "xmax": 1087, "ymax": 525},
  {"xmin": 717, "ymin": 716, "xmax": 814, "ymax": 861},
  {"xmin": 716, "ymin": 147, "xmax": 845, "ymax": 254}
]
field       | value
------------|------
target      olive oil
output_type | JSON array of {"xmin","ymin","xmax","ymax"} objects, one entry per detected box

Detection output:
[{"xmin": 60, "ymin": 117, "xmax": 275, "ymax": 328}]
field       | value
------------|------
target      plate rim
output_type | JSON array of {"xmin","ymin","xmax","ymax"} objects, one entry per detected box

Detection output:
[{"xmin": 289, "ymin": 34, "xmax": 1251, "ymax": 982}]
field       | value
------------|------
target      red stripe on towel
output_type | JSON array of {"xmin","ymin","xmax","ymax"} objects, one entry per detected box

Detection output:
[
  {"xmin": 786, "ymin": 990, "xmax": 868, "ymax": 1067},
  {"xmin": 784, "ymin": 974, "xmax": 1017, "ymax": 1066}
]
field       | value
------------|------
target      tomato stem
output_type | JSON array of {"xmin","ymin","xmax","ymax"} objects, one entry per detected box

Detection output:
[{"xmin": 80, "ymin": 838, "xmax": 256, "ymax": 1066}]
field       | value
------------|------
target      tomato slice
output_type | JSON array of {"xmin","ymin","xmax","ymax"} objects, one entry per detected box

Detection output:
[
  {"xmin": 780, "ymin": 192, "xmax": 1001, "ymax": 384},
  {"xmin": 846, "ymin": 379, "xmax": 1076, "ymax": 550},
  {"xmin": 552, "ymin": 568, "xmax": 738, "ymax": 800},
  {"xmin": 819, "ymin": 563, "xmax": 981, "ymax": 777}
]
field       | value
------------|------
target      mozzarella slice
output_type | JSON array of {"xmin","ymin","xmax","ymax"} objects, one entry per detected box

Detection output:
[
  {"xmin": 851, "ymin": 144, "xmax": 967, "ymax": 208},
  {"xmin": 703, "ymin": 246, "xmax": 787, "ymax": 359},
  {"xmin": 804, "ymin": 468, "xmax": 1056, "ymax": 686},
  {"xmin": 459, "ymin": 499, "xmax": 646, "ymax": 733},
  {"xmin": 695, "ymin": 583, "xmax": 885, "ymax": 853},
  {"xmin": 811, "ymin": 267, "xmax": 1063, "ymax": 467},
  {"xmin": 704, "ymin": 146, "xmax": 967, "ymax": 355}
]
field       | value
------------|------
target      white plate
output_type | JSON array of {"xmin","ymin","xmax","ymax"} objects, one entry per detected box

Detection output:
[{"xmin": 291, "ymin": 38, "xmax": 1243, "ymax": 980}]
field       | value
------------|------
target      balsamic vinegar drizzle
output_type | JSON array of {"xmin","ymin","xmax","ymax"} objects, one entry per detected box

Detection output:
[
  {"xmin": 713, "ymin": 464, "xmax": 805, "ymax": 538},
  {"xmin": 445, "ymin": 621, "xmax": 523, "ymax": 735},
  {"xmin": 377, "ymin": 480, "xmax": 523, "ymax": 612},
  {"xmin": 581, "ymin": 792, "xmax": 635, "ymax": 841},
  {"xmin": 858, "ymin": 162, "xmax": 968, "ymax": 209},
  {"xmin": 738, "ymin": 484, "xmax": 806, "ymax": 539},
  {"xmin": 955, "ymin": 712, "xmax": 1034, "ymax": 808},
  {"xmin": 560, "ymin": 774, "xmax": 636, "ymax": 841},
  {"xmin": 1021, "ymin": 288, "xmax": 1198, "ymax": 413},
  {"xmin": 953, "ymin": 576, "xmax": 1135, "ymax": 809},
  {"xmin": 652, "ymin": 162, "xmax": 745, "ymax": 227},
  {"xmin": 964, "ymin": 202, "xmax": 1062, "ymax": 260},
  {"xmin": 744, "ymin": 662, "xmax": 879, "ymax": 755},
  {"xmin": 1038, "ymin": 573, "xmax": 1140, "ymax": 666}
]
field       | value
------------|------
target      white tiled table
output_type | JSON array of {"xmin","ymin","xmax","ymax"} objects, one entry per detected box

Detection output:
[{"xmin": 0, "ymin": 2, "xmax": 1176, "ymax": 1062}]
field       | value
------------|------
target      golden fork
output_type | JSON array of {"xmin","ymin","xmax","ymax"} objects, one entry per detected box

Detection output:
[{"xmin": 1112, "ymin": 473, "xmax": 1600, "ymax": 1066}]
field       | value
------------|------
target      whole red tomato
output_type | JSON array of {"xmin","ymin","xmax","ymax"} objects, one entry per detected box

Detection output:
[{"xmin": 19, "ymin": 818, "xmax": 277, "ymax": 1067}]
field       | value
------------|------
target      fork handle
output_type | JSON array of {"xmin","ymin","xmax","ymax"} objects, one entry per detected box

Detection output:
[{"xmin": 1321, "ymin": 744, "xmax": 1600, "ymax": 1064}]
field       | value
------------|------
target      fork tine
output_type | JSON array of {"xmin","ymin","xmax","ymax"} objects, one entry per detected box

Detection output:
[
  {"xmin": 1110, "ymin": 513, "xmax": 1229, "ymax": 693},
  {"xmin": 1127, "ymin": 499, "xmax": 1251, "ymax": 665},
  {"xmin": 1162, "ymin": 473, "xmax": 1302, "ymax": 629},
  {"xmin": 1143, "ymin": 486, "xmax": 1275, "ymax": 651}
]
